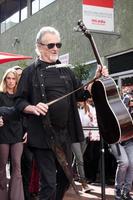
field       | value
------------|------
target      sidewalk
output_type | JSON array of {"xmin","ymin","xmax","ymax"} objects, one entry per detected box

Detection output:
[{"xmin": 63, "ymin": 181, "xmax": 132, "ymax": 200}]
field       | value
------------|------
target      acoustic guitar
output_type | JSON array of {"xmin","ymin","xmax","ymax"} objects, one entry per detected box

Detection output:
[{"xmin": 77, "ymin": 20, "xmax": 133, "ymax": 144}]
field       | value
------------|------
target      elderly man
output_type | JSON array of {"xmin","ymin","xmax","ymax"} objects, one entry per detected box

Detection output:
[{"xmin": 15, "ymin": 26, "xmax": 108, "ymax": 200}]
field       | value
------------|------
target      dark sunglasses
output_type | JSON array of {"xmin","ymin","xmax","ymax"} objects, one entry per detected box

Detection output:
[{"xmin": 40, "ymin": 42, "xmax": 62, "ymax": 49}]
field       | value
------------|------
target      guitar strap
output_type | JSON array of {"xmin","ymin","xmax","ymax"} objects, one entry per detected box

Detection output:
[{"xmin": 36, "ymin": 64, "xmax": 79, "ymax": 195}]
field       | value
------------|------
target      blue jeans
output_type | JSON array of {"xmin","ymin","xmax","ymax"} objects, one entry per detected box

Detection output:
[
  {"xmin": 110, "ymin": 140, "xmax": 133, "ymax": 192},
  {"xmin": 71, "ymin": 142, "xmax": 85, "ymax": 179}
]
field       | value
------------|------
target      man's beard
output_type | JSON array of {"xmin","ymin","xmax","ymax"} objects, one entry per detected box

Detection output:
[{"xmin": 50, "ymin": 55, "xmax": 58, "ymax": 62}]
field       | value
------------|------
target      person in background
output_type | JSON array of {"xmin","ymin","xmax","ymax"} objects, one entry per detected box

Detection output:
[
  {"xmin": 71, "ymin": 101, "xmax": 92, "ymax": 192},
  {"xmin": 83, "ymin": 98, "xmax": 101, "ymax": 184},
  {"xmin": 15, "ymin": 26, "xmax": 108, "ymax": 200},
  {"xmin": 12, "ymin": 66, "xmax": 38, "ymax": 200},
  {"xmin": 29, "ymin": 160, "xmax": 39, "ymax": 200},
  {"xmin": 0, "ymin": 68, "xmax": 25, "ymax": 200},
  {"xmin": 110, "ymin": 140, "xmax": 133, "ymax": 200},
  {"xmin": 129, "ymin": 95, "xmax": 133, "ymax": 118},
  {"xmin": 109, "ymin": 88, "xmax": 133, "ymax": 200},
  {"xmin": 12, "ymin": 66, "xmax": 23, "ymax": 81},
  {"xmin": 123, "ymin": 88, "xmax": 133, "ymax": 118}
]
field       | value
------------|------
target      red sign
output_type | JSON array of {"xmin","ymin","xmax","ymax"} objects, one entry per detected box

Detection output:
[
  {"xmin": 82, "ymin": 0, "xmax": 114, "ymax": 32},
  {"xmin": 0, "ymin": 52, "xmax": 32, "ymax": 64},
  {"xmin": 83, "ymin": 0, "xmax": 113, "ymax": 8}
]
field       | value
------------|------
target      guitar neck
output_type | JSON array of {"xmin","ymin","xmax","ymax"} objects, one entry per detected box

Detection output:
[
  {"xmin": 88, "ymin": 34, "xmax": 104, "ymax": 68},
  {"xmin": 77, "ymin": 20, "xmax": 104, "ymax": 70}
]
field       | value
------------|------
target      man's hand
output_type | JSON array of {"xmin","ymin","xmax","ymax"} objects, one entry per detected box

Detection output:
[
  {"xmin": 95, "ymin": 65, "xmax": 109, "ymax": 79},
  {"xmin": 86, "ymin": 65, "xmax": 109, "ymax": 93},
  {"xmin": 24, "ymin": 103, "xmax": 48, "ymax": 116}
]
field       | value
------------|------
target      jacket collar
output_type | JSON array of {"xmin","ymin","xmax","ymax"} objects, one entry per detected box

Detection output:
[{"xmin": 34, "ymin": 58, "xmax": 61, "ymax": 69}]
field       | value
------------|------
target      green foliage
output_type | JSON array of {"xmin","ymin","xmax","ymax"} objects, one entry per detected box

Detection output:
[
  {"xmin": 73, "ymin": 63, "xmax": 91, "ymax": 81},
  {"xmin": 17, "ymin": 60, "xmax": 27, "ymax": 68}
]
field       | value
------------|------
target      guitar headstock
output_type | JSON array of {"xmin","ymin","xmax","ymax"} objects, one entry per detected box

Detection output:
[
  {"xmin": 77, "ymin": 20, "xmax": 91, "ymax": 39},
  {"xmin": 77, "ymin": 20, "xmax": 102, "ymax": 66}
]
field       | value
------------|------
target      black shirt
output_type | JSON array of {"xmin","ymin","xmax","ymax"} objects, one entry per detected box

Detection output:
[
  {"xmin": 0, "ymin": 92, "xmax": 23, "ymax": 144},
  {"xmin": 42, "ymin": 66, "xmax": 71, "ymax": 128}
]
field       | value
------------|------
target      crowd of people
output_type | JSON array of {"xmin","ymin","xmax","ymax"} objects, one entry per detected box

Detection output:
[{"xmin": 0, "ymin": 25, "xmax": 132, "ymax": 200}]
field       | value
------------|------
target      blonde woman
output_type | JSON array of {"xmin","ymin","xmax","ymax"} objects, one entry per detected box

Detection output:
[{"xmin": 0, "ymin": 68, "xmax": 24, "ymax": 200}]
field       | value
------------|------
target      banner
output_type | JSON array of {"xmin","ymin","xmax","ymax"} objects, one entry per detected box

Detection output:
[
  {"xmin": 0, "ymin": 52, "xmax": 32, "ymax": 64},
  {"xmin": 83, "ymin": 0, "xmax": 114, "ymax": 32}
]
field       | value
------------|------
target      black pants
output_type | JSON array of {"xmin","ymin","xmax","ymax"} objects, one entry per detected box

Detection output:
[
  {"xmin": 84, "ymin": 141, "xmax": 100, "ymax": 182},
  {"xmin": 21, "ymin": 145, "xmax": 33, "ymax": 200},
  {"xmin": 32, "ymin": 128, "xmax": 72, "ymax": 200},
  {"xmin": 32, "ymin": 148, "xmax": 70, "ymax": 200}
]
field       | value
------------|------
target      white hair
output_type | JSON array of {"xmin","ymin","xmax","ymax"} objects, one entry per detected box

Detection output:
[
  {"xmin": 36, "ymin": 26, "xmax": 60, "ymax": 43},
  {"xmin": 35, "ymin": 26, "xmax": 61, "ymax": 56}
]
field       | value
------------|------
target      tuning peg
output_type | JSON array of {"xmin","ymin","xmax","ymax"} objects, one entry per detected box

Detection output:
[
  {"xmin": 73, "ymin": 26, "xmax": 82, "ymax": 32},
  {"xmin": 78, "ymin": 19, "xmax": 83, "ymax": 25}
]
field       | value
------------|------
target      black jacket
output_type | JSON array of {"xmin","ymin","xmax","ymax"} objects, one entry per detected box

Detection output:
[
  {"xmin": 15, "ymin": 59, "xmax": 90, "ymax": 148},
  {"xmin": 0, "ymin": 92, "xmax": 24, "ymax": 144}
]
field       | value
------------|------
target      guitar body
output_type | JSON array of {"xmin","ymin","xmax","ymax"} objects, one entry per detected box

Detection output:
[{"xmin": 91, "ymin": 77, "xmax": 133, "ymax": 144}]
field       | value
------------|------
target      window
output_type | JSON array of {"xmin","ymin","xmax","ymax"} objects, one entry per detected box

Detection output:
[
  {"xmin": 0, "ymin": 1, "xmax": 6, "ymax": 33},
  {"xmin": 108, "ymin": 51, "xmax": 133, "ymax": 74},
  {"xmin": 6, "ymin": 11, "xmax": 19, "ymax": 31},
  {"xmin": 1, "ymin": 21, "xmax": 6, "ymax": 34},
  {"xmin": 108, "ymin": 50, "xmax": 133, "ymax": 89},
  {"xmin": 0, "ymin": 0, "xmax": 28, "ymax": 34},
  {"xmin": 21, "ymin": 0, "xmax": 28, "ymax": 21},
  {"xmin": 31, "ymin": 0, "xmax": 56, "ymax": 15},
  {"xmin": 21, "ymin": 7, "xmax": 27, "ymax": 21},
  {"xmin": 40, "ymin": 0, "xmax": 55, "ymax": 9},
  {"xmin": 32, "ymin": 0, "xmax": 39, "ymax": 15},
  {"xmin": 0, "ymin": 0, "xmax": 56, "ymax": 33}
]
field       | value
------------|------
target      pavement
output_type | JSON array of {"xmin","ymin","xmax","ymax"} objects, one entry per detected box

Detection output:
[
  {"xmin": 6, "ymin": 164, "xmax": 133, "ymax": 200},
  {"xmin": 64, "ymin": 181, "xmax": 133, "ymax": 200}
]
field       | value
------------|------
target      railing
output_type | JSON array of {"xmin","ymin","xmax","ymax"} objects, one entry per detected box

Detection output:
[{"xmin": 83, "ymin": 126, "xmax": 99, "ymax": 130}]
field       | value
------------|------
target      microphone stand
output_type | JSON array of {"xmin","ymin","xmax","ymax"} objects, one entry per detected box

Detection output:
[{"xmin": 100, "ymin": 135, "xmax": 106, "ymax": 200}]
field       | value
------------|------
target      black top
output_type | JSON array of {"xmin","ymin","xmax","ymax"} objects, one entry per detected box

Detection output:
[
  {"xmin": 0, "ymin": 92, "xmax": 24, "ymax": 144},
  {"xmin": 15, "ymin": 59, "xmax": 90, "ymax": 148},
  {"xmin": 42, "ymin": 63, "xmax": 71, "ymax": 128}
]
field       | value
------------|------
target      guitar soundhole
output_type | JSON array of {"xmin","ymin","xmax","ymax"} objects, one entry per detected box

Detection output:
[{"xmin": 91, "ymin": 81, "xmax": 120, "ymax": 144}]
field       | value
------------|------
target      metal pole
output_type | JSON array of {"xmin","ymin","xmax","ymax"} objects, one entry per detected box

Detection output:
[{"xmin": 100, "ymin": 136, "xmax": 106, "ymax": 200}]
